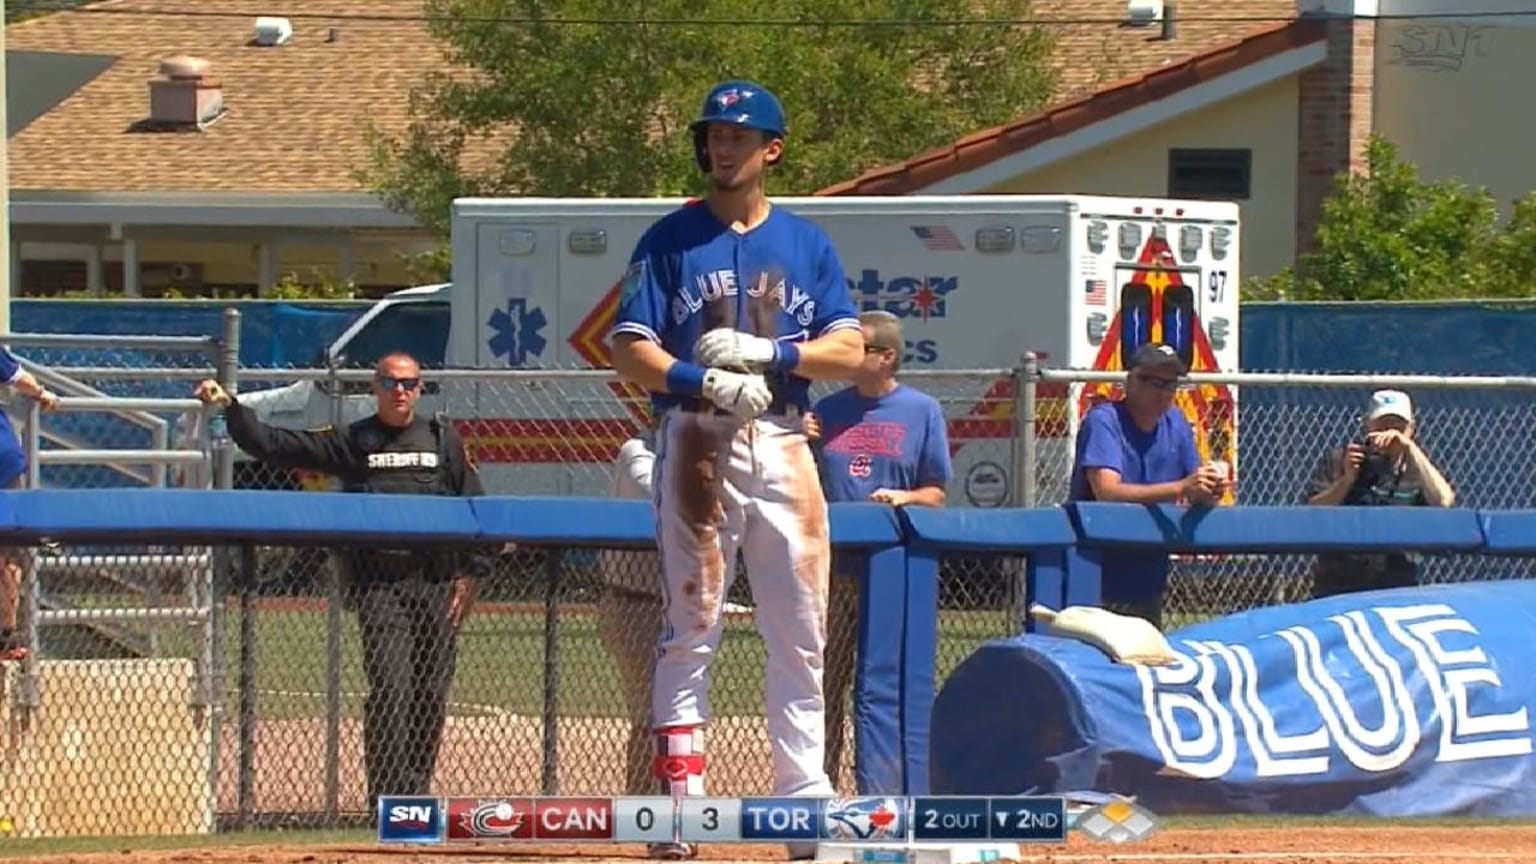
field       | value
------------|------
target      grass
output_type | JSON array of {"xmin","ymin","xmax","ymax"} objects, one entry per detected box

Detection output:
[{"xmin": 150, "ymin": 604, "xmax": 1011, "ymax": 721}]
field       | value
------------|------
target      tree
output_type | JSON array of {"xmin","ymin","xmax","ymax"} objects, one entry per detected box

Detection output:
[
  {"xmin": 1251, "ymin": 134, "xmax": 1536, "ymax": 301},
  {"xmin": 360, "ymin": 0, "xmax": 1058, "ymax": 236}
]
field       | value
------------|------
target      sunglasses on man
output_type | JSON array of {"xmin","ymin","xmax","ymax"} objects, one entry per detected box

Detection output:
[
  {"xmin": 1133, "ymin": 371, "xmax": 1182, "ymax": 392},
  {"xmin": 376, "ymin": 375, "xmax": 422, "ymax": 392}
]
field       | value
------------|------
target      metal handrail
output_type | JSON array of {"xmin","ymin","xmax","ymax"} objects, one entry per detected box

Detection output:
[
  {"xmin": 53, "ymin": 396, "xmax": 204, "ymax": 413},
  {"xmin": 19, "ymin": 358, "xmax": 169, "ymax": 434},
  {"xmin": 1035, "ymin": 368, "xmax": 1536, "ymax": 390},
  {"xmin": 36, "ymin": 449, "xmax": 207, "ymax": 466},
  {"xmin": 0, "ymin": 332, "xmax": 218, "ymax": 351}
]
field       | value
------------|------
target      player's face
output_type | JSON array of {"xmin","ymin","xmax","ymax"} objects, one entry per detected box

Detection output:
[
  {"xmin": 373, "ymin": 356, "xmax": 423, "ymax": 422},
  {"xmin": 705, "ymin": 123, "xmax": 781, "ymax": 191}
]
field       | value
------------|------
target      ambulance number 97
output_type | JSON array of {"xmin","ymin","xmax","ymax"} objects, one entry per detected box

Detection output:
[{"xmin": 1207, "ymin": 270, "xmax": 1229, "ymax": 303}]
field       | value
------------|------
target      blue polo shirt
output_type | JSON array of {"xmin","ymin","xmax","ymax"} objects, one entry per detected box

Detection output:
[{"xmin": 1069, "ymin": 401, "xmax": 1199, "ymax": 602}]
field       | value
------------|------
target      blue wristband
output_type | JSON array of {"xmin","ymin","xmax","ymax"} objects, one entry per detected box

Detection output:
[
  {"xmin": 772, "ymin": 341, "xmax": 801, "ymax": 373},
  {"xmin": 665, "ymin": 361, "xmax": 708, "ymax": 396}
]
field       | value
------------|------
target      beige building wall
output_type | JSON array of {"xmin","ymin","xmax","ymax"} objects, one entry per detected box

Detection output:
[
  {"xmin": 1373, "ymin": 16, "xmax": 1536, "ymax": 212},
  {"xmin": 17, "ymin": 231, "xmax": 435, "ymax": 297},
  {"xmin": 979, "ymin": 76, "xmax": 1302, "ymax": 282}
]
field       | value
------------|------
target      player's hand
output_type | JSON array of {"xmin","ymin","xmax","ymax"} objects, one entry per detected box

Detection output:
[
  {"xmin": 194, "ymin": 379, "xmax": 232, "ymax": 407},
  {"xmin": 870, "ymin": 488, "xmax": 913, "ymax": 506},
  {"xmin": 803, "ymin": 411, "xmax": 822, "ymax": 441},
  {"xmin": 701, "ymin": 369, "xmax": 773, "ymax": 420},
  {"xmin": 35, "ymin": 388, "xmax": 59, "ymax": 413},
  {"xmin": 696, "ymin": 328, "xmax": 779, "ymax": 371}
]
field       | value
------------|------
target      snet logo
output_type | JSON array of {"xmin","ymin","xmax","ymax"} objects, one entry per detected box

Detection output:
[{"xmin": 378, "ymin": 796, "xmax": 444, "ymax": 844}]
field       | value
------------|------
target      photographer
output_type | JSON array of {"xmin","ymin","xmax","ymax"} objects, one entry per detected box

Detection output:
[{"xmin": 1305, "ymin": 389, "xmax": 1455, "ymax": 598}]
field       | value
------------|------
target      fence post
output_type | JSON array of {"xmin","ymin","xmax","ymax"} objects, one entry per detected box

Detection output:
[
  {"xmin": 1014, "ymin": 353, "xmax": 1040, "ymax": 509},
  {"xmin": 204, "ymin": 308, "xmax": 241, "ymax": 831},
  {"xmin": 236, "ymin": 544, "xmax": 258, "ymax": 830},
  {"xmin": 24, "ymin": 397, "xmax": 40, "ymax": 490},
  {"xmin": 323, "ymin": 360, "xmax": 344, "ymax": 823},
  {"xmin": 19, "ymin": 536, "xmax": 42, "ymax": 718},
  {"xmin": 541, "ymin": 548, "xmax": 562, "ymax": 794}
]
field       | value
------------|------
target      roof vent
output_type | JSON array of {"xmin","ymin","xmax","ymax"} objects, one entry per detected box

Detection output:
[
  {"xmin": 253, "ymin": 16, "xmax": 294, "ymax": 46},
  {"xmin": 142, "ymin": 55, "xmax": 225, "ymax": 131},
  {"xmin": 1124, "ymin": 0, "xmax": 1165, "ymax": 26}
]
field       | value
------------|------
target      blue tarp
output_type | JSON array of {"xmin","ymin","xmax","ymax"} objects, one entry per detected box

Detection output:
[
  {"xmin": 10, "ymin": 299, "xmax": 367, "ymax": 369},
  {"xmin": 931, "ymin": 580, "xmax": 1536, "ymax": 816}
]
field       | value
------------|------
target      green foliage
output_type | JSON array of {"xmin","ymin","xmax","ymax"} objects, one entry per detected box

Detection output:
[
  {"xmin": 269, "ymin": 270, "xmax": 357, "ymax": 300},
  {"xmin": 400, "ymin": 246, "xmax": 452, "ymax": 284},
  {"xmin": 1252, "ymin": 135, "xmax": 1536, "ymax": 301},
  {"xmin": 359, "ymin": 0, "xmax": 1058, "ymax": 234}
]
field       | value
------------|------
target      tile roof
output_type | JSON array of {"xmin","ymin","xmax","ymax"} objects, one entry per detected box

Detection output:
[
  {"xmin": 818, "ymin": 0, "xmax": 1314, "ymax": 195},
  {"xmin": 6, "ymin": 0, "xmax": 441, "ymax": 193},
  {"xmin": 8, "ymin": 0, "xmax": 1304, "ymax": 196},
  {"xmin": 1034, "ymin": 0, "xmax": 1301, "ymax": 103}
]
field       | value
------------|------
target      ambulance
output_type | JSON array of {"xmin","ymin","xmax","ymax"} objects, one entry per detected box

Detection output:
[{"xmin": 230, "ymin": 194, "xmax": 1241, "ymax": 505}]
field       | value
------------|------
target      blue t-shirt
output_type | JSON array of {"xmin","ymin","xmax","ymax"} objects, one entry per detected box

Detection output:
[
  {"xmin": 1069, "ymin": 401, "xmax": 1199, "ymax": 602},
  {"xmin": 609, "ymin": 202, "xmax": 860, "ymax": 412},
  {"xmin": 813, "ymin": 385, "xmax": 952, "ymax": 503}
]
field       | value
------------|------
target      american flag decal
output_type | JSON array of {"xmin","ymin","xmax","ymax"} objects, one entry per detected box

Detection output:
[
  {"xmin": 1084, "ymin": 279, "xmax": 1107, "ymax": 306},
  {"xmin": 911, "ymin": 225, "xmax": 964, "ymax": 251}
]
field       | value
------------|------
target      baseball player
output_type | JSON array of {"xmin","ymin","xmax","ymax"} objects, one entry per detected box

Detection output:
[{"xmin": 609, "ymin": 79, "xmax": 864, "ymax": 860}]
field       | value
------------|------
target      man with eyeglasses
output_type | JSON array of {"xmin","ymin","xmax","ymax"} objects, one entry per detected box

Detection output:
[
  {"xmin": 194, "ymin": 352, "xmax": 490, "ymax": 814},
  {"xmin": 809, "ymin": 309, "xmax": 952, "ymax": 787},
  {"xmin": 1067, "ymin": 342, "xmax": 1227, "ymax": 628}
]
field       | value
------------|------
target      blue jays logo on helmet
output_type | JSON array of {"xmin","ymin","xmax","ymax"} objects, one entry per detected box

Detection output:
[{"xmin": 689, "ymin": 79, "xmax": 786, "ymax": 171}]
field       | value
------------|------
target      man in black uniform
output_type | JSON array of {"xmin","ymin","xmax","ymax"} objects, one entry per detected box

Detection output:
[{"xmin": 194, "ymin": 352, "xmax": 490, "ymax": 813}]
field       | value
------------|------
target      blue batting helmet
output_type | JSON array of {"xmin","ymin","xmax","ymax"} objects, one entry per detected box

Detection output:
[{"xmin": 689, "ymin": 80, "xmax": 786, "ymax": 171}]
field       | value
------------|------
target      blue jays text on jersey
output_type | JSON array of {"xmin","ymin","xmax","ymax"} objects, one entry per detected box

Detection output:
[
  {"xmin": 609, "ymin": 202, "xmax": 861, "ymax": 411},
  {"xmin": 681, "ymin": 269, "xmax": 821, "ymax": 330}
]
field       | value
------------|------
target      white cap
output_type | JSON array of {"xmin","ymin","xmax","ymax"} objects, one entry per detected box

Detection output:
[{"xmin": 1367, "ymin": 389, "xmax": 1413, "ymax": 423}]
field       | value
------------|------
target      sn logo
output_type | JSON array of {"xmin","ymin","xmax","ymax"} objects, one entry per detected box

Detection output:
[
  {"xmin": 390, "ymin": 805, "xmax": 435, "ymax": 825},
  {"xmin": 379, "ymin": 796, "xmax": 443, "ymax": 843}
]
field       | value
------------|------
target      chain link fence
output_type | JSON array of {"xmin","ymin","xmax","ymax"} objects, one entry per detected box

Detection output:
[
  {"xmin": 1030, "ymin": 366, "xmax": 1536, "ymax": 629},
  {"xmin": 13, "ymin": 342, "xmax": 1536, "ymax": 833}
]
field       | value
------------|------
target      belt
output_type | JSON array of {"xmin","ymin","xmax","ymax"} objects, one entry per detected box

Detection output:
[{"xmin": 674, "ymin": 396, "xmax": 800, "ymax": 418}]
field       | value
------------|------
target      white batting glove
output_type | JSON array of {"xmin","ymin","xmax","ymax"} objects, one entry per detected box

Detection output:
[
  {"xmin": 696, "ymin": 328, "xmax": 779, "ymax": 371},
  {"xmin": 701, "ymin": 368, "xmax": 773, "ymax": 420}
]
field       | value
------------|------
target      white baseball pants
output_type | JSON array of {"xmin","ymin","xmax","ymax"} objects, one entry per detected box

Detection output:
[{"xmin": 650, "ymin": 407, "xmax": 834, "ymax": 797}]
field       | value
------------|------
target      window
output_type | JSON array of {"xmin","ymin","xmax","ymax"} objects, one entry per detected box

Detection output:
[
  {"xmin": 336, "ymin": 301, "xmax": 451, "ymax": 369},
  {"xmin": 1167, "ymin": 149, "xmax": 1252, "ymax": 200}
]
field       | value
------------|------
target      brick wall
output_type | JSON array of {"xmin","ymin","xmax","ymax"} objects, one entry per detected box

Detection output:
[{"xmin": 1294, "ymin": 13, "xmax": 1376, "ymax": 258}]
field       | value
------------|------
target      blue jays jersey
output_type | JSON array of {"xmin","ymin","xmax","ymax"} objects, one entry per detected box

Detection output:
[{"xmin": 610, "ymin": 202, "xmax": 861, "ymax": 412}]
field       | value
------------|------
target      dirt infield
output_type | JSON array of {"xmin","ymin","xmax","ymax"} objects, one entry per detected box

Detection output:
[{"xmin": 10, "ymin": 824, "xmax": 1536, "ymax": 864}]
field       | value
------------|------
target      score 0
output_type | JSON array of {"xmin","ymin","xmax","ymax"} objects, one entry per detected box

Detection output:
[{"xmin": 614, "ymin": 798, "xmax": 678, "ymax": 844}]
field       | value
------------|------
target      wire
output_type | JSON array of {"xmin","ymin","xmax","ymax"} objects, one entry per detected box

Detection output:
[{"xmin": 12, "ymin": 2, "xmax": 1536, "ymax": 29}]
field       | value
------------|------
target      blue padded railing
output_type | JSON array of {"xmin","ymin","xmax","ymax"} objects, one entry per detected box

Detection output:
[{"xmin": 4, "ymin": 489, "xmax": 1534, "ymax": 798}]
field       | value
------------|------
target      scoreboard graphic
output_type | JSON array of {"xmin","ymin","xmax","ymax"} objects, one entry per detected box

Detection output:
[{"xmin": 377, "ymin": 795, "xmax": 1142, "ymax": 846}]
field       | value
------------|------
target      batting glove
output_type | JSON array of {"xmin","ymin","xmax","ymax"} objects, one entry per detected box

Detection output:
[
  {"xmin": 701, "ymin": 368, "xmax": 773, "ymax": 421},
  {"xmin": 696, "ymin": 328, "xmax": 792, "ymax": 372}
]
